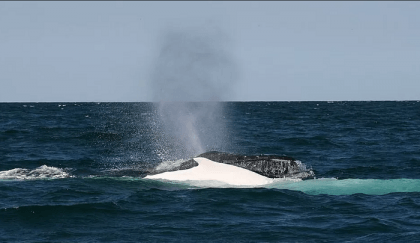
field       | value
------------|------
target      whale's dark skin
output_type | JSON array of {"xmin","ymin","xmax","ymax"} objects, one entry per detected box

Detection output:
[
  {"xmin": 148, "ymin": 151, "xmax": 314, "ymax": 179},
  {"xmin": 197, "ymin": 151, "xmax": 301, "ymax": 179}
]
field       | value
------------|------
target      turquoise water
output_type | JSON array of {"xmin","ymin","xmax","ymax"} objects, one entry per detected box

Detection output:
[
  {"xmin": 1, "ymin": 102, "xmax": 420, "ymax": 242},
  {"xmin": 269, "ymin": 178, "xmax": 420, "ymax": 195}
]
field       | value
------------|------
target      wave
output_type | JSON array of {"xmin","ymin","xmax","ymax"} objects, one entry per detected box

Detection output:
[
  {"xmin": 1, "ymin": 155, "xmax": 419, "ymax": 195},
  {"xmin": 136, "ymin": 176, "xmax": 420, "ymax": 195},
  {"xmin": 266, "ymin": 178, "xmax": 420, "ymax": 195},
  {"xmin": 0, "ymin": 165, "xmax": 72, "ymax": 180},
  {"xmin": 1, "ymin": 167, "xmax": 419, "ymax": 195},
  {"xmin": 2, "ymin": 129, "xmax": 30, "ymax": 135},
  {"xmin": 83, "ymin": 176, "xmax": 420, "ymax": 195}
]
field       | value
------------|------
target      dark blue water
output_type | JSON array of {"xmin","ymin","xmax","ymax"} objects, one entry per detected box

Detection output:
[{"xmin": 1, "ymin": 102, "xmax": 420, "ymax": 242}]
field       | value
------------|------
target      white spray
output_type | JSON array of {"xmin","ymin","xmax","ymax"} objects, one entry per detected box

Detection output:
[{"xmin": 149, "ymin": 25, "xmax": 237, "ymax": 161}]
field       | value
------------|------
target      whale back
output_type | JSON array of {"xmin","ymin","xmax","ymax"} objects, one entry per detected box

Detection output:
[
  {"xmin": 148, "ymin": 151, "xmax": 314, "ymax": 179},
  {"xmin": 198, "ymin": 151, "xmax": 309, "ymax": 179}
]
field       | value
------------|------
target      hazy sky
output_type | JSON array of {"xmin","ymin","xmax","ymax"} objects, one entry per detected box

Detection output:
[{"xmin": 1, "ymin": 1, "xmax": 419, "ymax": 102}]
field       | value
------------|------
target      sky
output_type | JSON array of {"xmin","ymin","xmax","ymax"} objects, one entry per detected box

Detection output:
[{"xmin": 1, "ymin": 1, "xmax": 419, "ymax": 102}]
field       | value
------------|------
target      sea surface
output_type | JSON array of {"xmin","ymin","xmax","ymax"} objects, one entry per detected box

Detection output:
[{"xmin": 1, "ymin": 101, "xmax": 420, "ymax": 242}]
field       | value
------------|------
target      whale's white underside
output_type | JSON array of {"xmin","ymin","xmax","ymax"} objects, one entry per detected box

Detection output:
[{"xmin": 145, "ymin": 157, "xmax": 274, "ymax": 186}]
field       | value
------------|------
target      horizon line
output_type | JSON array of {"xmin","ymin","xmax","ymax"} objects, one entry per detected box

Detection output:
[{"xmin": 1, "ymin": 100, "xmax": 420, "ymax": 103}]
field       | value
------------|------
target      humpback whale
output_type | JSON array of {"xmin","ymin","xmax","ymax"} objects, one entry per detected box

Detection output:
[{"xmin": 145, "ymin": 151, "xmax": 314, "ymax": 186}]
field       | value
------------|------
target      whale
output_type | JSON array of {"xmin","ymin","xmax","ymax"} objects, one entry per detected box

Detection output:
[{"xmin": 144, "ymin": 151, "xmax": 314, "ymax": 186}]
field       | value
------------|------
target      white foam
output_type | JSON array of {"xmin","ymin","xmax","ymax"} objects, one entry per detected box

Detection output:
[
  {"xmin": 0, "ymin": 165, "xmax": 71, "ymax": 180},
  {"xmin": 145, "ymin": 157, "xmax": 274, "ymax": 186}
]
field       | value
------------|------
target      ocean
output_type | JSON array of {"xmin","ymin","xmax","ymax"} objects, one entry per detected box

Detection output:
[{"xmin": 1, "ymin": 101, "xmax": 419, "ymax": 242}]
